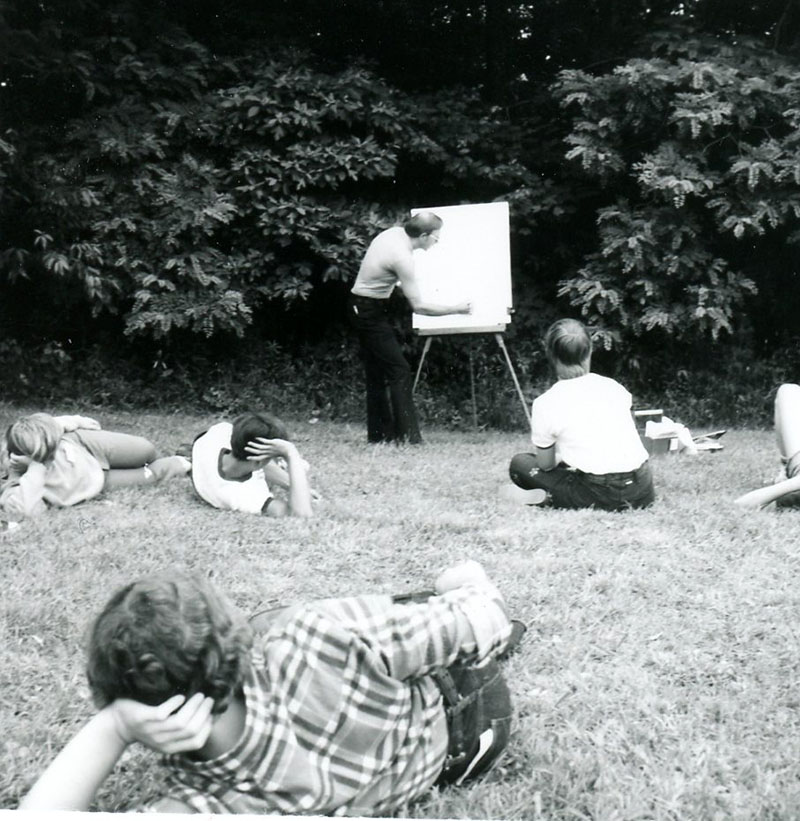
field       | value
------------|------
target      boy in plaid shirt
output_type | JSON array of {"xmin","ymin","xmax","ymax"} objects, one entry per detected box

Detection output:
[{"xmin": 20, "ymin": 561, "xmax": 517, "ymax": 815}]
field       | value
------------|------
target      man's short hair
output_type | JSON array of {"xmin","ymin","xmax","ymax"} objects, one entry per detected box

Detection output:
[
  {"xmin": 230, "ymin": 412, "xmax": 289, "ymax": 460},
  {"xmin": 6, "ymin": 413, "xmax": 63, "ymax": 462},
  {"xmin": 403, "ymin": 211, "xmax": 443, "ymax": 238},
  {"xmin": 87, "ymin": 573, "xmax": 254, "ymax": 714},
  {"xmin": 544, "ymin": 318, "xmax": 592, "ymax": 379}
]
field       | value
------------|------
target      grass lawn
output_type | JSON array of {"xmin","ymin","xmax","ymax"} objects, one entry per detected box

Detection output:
[{"xmin": 2, "ymin": 403, "xmax": 799, "ymax": 819}]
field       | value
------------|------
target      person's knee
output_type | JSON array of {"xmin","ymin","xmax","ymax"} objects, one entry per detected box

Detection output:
[
  {"xmin": 509, "ymin": 453, "xmax": 537, "ymax": 486},
  {"xmin": 776, "ymin": 383, "xmax": 800, "ymax": 406},
  {"xmin": 139, "ymin": 439, "xmax": 158, "ymax": 464}
]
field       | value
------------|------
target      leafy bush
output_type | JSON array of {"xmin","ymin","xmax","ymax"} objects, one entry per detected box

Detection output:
[
  {"xmin": 552, "ymin": 27, "xmax": 800, "ymax": 354},
  {"xmin": 1, "ymin": 12, "xmax": 546, "ymax": 346}
]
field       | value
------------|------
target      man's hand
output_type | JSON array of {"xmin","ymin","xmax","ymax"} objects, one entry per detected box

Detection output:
[
  {"xmin": 109, "ymin": 693, "xmax": 214, "ymax": 754},
  {"xmin": 457, "ymin": 302, "xmax": 473, "ymax": 315}
]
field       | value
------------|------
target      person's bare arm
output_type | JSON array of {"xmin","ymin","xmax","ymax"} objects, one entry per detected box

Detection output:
[
  {"xmin": 19, "ymin": 694, "xmax": 213, "ymax": 811},
  {"xmin": 246, "ymin": 439, "xmax": 313, "ymax": 517},
  {"xmin": 533, "ymin": 444, "xmax": 557, "ymax": 471},
  {"xmin": 54, "ymin": 415, "xmax": 101, "ymax": 432},
  {"xmin": 735, "ymin": 473, "xmax": 800, "ymax": 509},
  {"xmin": 394, "ymin": 255, "xmax": 471, "ymax": 316}
]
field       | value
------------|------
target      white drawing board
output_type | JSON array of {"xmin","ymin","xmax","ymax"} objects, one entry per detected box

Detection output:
[{"xmin": 411, "ymin": 201, "xmax": 512, "ymax": 335}]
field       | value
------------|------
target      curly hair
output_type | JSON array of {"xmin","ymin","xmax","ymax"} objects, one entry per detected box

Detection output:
[
  {"xmin": 6, "ymin": 413, "xmax": 63, "ymax": 462},
  {"xmin": 87, "ymin": 573, "xmax": 254, "ymax": 714},
  {"xmin": 229, "ymin": 411, "xmax": 289, "ymax": 461}
]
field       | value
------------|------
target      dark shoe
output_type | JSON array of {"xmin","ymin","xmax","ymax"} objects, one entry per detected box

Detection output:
[{"xmin": 497, "ymin": 620, "xmax": 527, "ymax": 660}]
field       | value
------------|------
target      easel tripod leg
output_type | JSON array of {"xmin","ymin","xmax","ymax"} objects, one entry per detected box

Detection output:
[
  {"xmin": 495, "ymin": 333, "xmax": 531, "ymax": 424},
  {"xmin": 413, "ymin": 336, "xmax": 433, "ymax": 393}
]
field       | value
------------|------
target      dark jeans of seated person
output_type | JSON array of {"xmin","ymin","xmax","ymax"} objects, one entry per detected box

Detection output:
[{"xmin": 509, "ymin": 454, "xmax": 655, "ymax": 511}]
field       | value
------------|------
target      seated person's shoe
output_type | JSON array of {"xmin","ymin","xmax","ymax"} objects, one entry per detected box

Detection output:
[{"xmin": 499, "ymin": 485, "xmax": 549, "ymax": 506}]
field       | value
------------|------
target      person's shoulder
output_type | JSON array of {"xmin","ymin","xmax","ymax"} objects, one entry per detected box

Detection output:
[
  {"xmin": 590, "ymin": 373, "xmax": 630, "ymax": 391},
  {"xmin": 194, "ymin": 421, "xmax": 232, "ymax": 446}
]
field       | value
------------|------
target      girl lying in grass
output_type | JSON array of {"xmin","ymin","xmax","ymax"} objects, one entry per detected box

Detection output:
[{"xmin": 0, "ymin": 412, "xmax": 189, "ymax": 521}]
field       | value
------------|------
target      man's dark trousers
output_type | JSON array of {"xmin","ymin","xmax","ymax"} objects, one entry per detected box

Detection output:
[{"xmin": 349, "ymin": 294, "xmax": 422, "ymax": 444}]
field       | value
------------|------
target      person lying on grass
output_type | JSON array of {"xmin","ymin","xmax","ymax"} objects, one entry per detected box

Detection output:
[
  {"xmin": 504, "ymin": 318, "xmax": 655, "ymax": 511},
  {"xmin": 0, "ymin": 412, "xmax": 189, "ymax": 521},
  {"xmin": 736, "ymin": 382, "xmax": 800, "ymax": 509},
  {"xmin": 189, "ymin": 411, "xmax": 315, "ymax": 517},
  {"xmin": 19, "ymin": 561, "xmax": 519, "ymax": 815}
]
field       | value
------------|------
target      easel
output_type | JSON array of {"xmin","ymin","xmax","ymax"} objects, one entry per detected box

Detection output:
[{"xmin": 412, "ymin": 330, "xmax": 531, "ymax": 427}]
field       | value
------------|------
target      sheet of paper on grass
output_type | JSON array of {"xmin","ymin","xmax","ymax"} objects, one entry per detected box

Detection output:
[{"xmin": 411, "ymin": 201, "xmax": 512, "ymax": 336}]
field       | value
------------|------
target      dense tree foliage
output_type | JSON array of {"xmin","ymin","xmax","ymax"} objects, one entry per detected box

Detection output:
[
  {"xmin": 553, "ymin": 27, "xmax": 800, "ymax": 354},
  {"xmin": 2, "ymin": 0, "xmax": 800, "ymax": 418}
]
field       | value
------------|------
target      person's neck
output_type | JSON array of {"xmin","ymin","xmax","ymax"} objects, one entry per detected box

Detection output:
[
  {"xmin": 195, "ymin": 692, "xmax": 247, "ymax": 760},
  {"xmin": 219, "ymin": 451, "xmax": 254, "ymax": 480}
]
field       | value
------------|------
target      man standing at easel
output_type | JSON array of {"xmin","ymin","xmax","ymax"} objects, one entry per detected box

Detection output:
[{"xmin": 349, "ymin": 211, "xmax": 472, "ymax": 445}]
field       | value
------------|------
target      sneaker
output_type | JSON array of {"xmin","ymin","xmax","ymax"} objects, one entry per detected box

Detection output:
[{"xmin": 499, "ymin": 485, "xmax": 549, "ymax": 506}]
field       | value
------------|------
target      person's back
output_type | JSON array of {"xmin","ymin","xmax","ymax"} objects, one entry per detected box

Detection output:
[
  {"xmin": 531, "ymin": 372, "xmax": 646, "ymax": 475},
  {"xmin": 351, "ymin": 226, "xmax": 407, "ymax": 299},
  {"xmin": 507, "ymin": 318, "xmax": 654, "ymax": 510}
]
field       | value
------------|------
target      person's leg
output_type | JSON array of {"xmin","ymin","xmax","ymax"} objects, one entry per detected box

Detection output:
[
  {"xmin": 350, "ymin": 296, "xmax": 395, "ymax": 443},
  {"xmin": 72, "ymin": 429, "xmax": 157, "ymax": 469},
  {"xmin": 361, "ymin": 311, "xmax": 421, "ymax": 444},
  {"xmin": 434, "ymin": 660, "xmax": 513, "ymax": 786},
  {"xmin": 103, "ymin": 456, "xmax": 190, "ymax": 490},
  {"xmin": 362, "ymin": 347, "xmax": 395, "ymax": 443},
  {"xmin": 509, "ymin": 453, "xmax": 539, "ymax": 489},
  {"xmin": 775, "ymin": 383, "xmax": 800, "ymax": 475},
  {"xmin": 384, "ymin": 354, "xmax": 421, "ymax": 444}
]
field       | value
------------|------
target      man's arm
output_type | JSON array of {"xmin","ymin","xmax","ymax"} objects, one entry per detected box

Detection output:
[
  {"xmin": 735, "ymin": 473, "xmax": 800, "ymax": 509},
  {"xmin": 533, "ymin": 444, "xmax": 557, "ymax": 471},
  {"xmin": 394, "ymin": 255, "xmax": 471, "ymax": 317}
]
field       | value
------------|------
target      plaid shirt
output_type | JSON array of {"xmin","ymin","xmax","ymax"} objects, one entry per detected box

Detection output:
[{"xmin": 158, "ymin": 586, "xmax": 510, "ymax": 816}]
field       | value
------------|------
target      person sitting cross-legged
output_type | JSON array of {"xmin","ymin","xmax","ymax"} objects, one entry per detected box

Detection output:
[
  {"xmin": 19, "ymin": 561, "xmax": 520, "ymax": 816},
  {"xmin": 504, "ymin": 318, "xmax": 655, "ymax": 511}
]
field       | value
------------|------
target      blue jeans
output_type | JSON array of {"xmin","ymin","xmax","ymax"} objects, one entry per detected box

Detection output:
[{"xmin": 349, "ymin": 294, "xmax": 422, "ymax": 444}]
